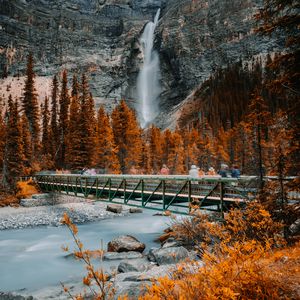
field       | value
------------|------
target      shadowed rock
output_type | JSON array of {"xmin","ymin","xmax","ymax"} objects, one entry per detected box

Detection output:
[
  {"xmin": 107, "ymin": 235, "xmax": 145, "ymax": 253},
  {"xmin": 106, "ymin": 204, "xmax": 122, "ymax": 213}
]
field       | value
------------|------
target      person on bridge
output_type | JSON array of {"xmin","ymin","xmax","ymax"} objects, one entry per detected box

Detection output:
[
  {"xmin": 160, "ymin": 164, "xmax": 170, "ymax": 175},
  {"xmin": 129, "ymin": 165, "xmax": 139, "ymax": 175},
  {"xmin": 207, "ymin": 167, "xmax": 216, "ymax": 176},
  {"xmin": 219, "ymin": 164, "xmax": 229, "ymax": 177},
  {"xmin": 198, "ymin": 168, "xmax": 205, "ymax": 177},
  {"xmin": 231, "ymin": 165, "xmax": 241, "ymax": 178},
  {"xmin": 189, "ymin": 165, "xmax": 199, "ymax": 178}
]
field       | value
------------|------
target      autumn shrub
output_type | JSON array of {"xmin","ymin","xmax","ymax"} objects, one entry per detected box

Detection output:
[
  {"xmin": 16, "ymin": 179, "xmax": 39, "ymax": 199},
  {"xmin": 169, "ymin": 202, "xmax": 284, "ymax": 252},
  {"xmin": 168, "ymin": 212, "xmax": 218, "ymax": 252},
  {"xmin": 140, "ymin": 241, "xmax": 300, "ymax": 300}
]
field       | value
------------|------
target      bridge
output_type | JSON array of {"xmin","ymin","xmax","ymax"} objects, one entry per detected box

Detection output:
[{"xmin": 33, "ymin": 174, "xmax": 261, "ymax": 214}]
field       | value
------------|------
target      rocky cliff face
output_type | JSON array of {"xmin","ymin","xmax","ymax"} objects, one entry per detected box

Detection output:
[{"xmin": 0, "ymin": 0, "xmax": 283, "ymax": 126}]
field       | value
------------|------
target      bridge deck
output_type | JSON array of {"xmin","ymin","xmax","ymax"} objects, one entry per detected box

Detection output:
[{"xmin": 34, "ymin": 174, "xmax": 262, "ymax": 214}]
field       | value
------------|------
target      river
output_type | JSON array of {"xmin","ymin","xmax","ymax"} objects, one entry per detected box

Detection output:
[{"xmin": 0, "ymin": 210, "xmax": 171, "ymax": 293}]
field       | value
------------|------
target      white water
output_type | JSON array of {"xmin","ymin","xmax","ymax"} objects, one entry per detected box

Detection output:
[
  {"xmin": 0, "ymin": 211, "xmax": 170, "ymax": 292},
  {"xmin": 137, "ymin": 9, "xmax": 161, "ymax": 128}
]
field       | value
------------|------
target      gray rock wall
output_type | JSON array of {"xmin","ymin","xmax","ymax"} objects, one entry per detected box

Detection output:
[{"xmin": 0, "ymin": 0, "xmax": 283, "ymax": 127}]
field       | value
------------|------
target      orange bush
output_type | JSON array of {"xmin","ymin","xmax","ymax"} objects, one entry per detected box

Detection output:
[
  {"xmin": 16, "ymin": 179, "xmax": 39, "ymax": 199},
  {"xmin": 140, "ymin": 241, "xmax": 300, "ymax": 300}
]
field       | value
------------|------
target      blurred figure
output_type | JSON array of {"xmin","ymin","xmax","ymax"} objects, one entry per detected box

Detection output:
[
  {"xmin": 231, "ymin": 165, "xmax": 241, "ymax": 178},
  {"xmin": 189, "ymin": 165, "xmax": 199, "ymax": 178},
  {"xmin": 219, "ymin": 163, "xmax": 229, "ymax": 177},
  {"xmin": 198, "ymin": 168, "xmax": 205, "ymax": 177},
  {"xmin": 129, "ymin": 165, "xmax": 139, "ymax": 175},
  {"xmin": 207, "ymin": 167, "xmax": 216, "ymax": 175},
  {"xmin": 160, "ymin": 164, "xmax": 170, "ymax": 175}
]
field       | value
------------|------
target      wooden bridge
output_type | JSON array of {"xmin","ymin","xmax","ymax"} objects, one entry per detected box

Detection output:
[{"xmin": 34, "ymin": 174, "xmax": 260, "ymax": 214}]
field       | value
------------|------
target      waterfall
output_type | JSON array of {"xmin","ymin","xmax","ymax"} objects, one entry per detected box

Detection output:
[{"xmin": 137, "ymin": 9, "xmax": 161, "ymax": 128}]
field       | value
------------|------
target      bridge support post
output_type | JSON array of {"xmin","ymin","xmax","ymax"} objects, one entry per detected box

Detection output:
[
  {"xmin": 162, "ymin": 180, "xmax": 166, "ymax": 210},
  {"xmin": 109, "ymin": 178, "xmax": 112, "ymax": 201},
  {"xmin": 123, "ymin": 179, "xmax": 127, "ymax": 203},
  {"xmin": 96, "ymin": 178, "xmax": 99, "ymax": 199},
  {"xmin": 220, "ymin": 181, "xmax": 224, "ymax": 218},
  {"xmin": 75, "ymin": 177, "xmax": 78, "ymax": 196},
  {"xmin": 66, "ymin": 177, "xmax": 69, "ymax": 195},
  {"xmin": 141, "ymin": 180, "xmax": 144, "ymax": 206},
  {"xmin": 85, "ymin": 177, "xmax": 88, "ymax": 198},
  {"xmin": 188, "ymin": 180, "xmax": 191, "ymax": 213}
]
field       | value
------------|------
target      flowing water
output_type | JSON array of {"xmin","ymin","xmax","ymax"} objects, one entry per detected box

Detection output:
[
  {"xmin": 137, "ymin": 9, "xmax": 161, "ymax": 128},
  {"xmin": 0, "ymin": 210, "xmax": 171, "ymax": 292}
]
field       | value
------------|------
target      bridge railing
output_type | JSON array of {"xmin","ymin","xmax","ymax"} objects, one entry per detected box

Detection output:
[{"xmin": 33, "ymin": 174, "xmax": 266, "ymax": 214}]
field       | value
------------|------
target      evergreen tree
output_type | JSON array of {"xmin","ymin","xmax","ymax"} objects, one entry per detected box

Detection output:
[
  {"xmin": 65, "ymin": 80, "xmax": 82, "ymax": 170},
  {"xmin": 41, "ymin": 96, "xmax": 51, "ymax": 155},
  {"xmin": 76, "ymin": 73, "xmax": 96, "ymax": 168},
  {"xmin": 111, "ymin": 100, "xmax": 142, "ymax": 173},
  {"xmin": 167, "ymin": 129, "xmax": 185, "ymax": 174},
  {"xmin": 20, "ymin": 113, "xmax": 32, "ymax": 173},
  {"xmin": 96, "ymin": 106, "xmax": 120, "ymax": 173},
  {"xmin": 22, "ymin": 53, "xmax": 40, "ymax": 154},
  {"xmin": 57, "ymin": 70, "xmax": 70, "ymax": 167},
  {"xmin": 244, "ymin": 92, "xmax": 272, "ymax": 187},
  {"xmin": 0, "ymin": 97, "xmax": 5, "ymax": 172},
  {"xmin": 50, "ymin": 75, "xmax": 59, "ymax": 160},
  {"xmin": 2, "ymin": 96, "xmax": 24, "ymax": 188},
  {"xmin": 148, "ymin": 125, "xmax": 163, "ymax": 173}
]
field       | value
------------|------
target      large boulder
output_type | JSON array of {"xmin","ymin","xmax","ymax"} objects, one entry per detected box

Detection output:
[
  {"xmin": 147, "ymin": 246, "xmax": 189, "ymax": 265},
  {"xmin": 106, "ymin": 204, "xmax": 122, "ymax": 213},
  {"xmin": 103, "ymin": 251, "xmax": 143, "ymax": 261},
  {"xmin": 114, "ymin": 281, "xmax": 151, "ymax": 299},
  {"xmin": 107, "ymin": 235, "xmax": 146, "ymax": 253},
  {"xmin": 118, "ymin": 258, "xmax": 152, "ymax": 273}
]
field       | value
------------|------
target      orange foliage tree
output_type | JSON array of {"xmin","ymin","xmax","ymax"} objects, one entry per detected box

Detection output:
[
  {"xmin": 111, "ymin": 100, "xmax": 142, "ymax": 173},
  {"xmin": 96, "ymin": 106, "xmax": 120, "ymax": 174}
]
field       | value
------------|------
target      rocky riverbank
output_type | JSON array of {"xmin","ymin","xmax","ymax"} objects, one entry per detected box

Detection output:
[{"xmin": 0, "ymin": 195, "xmax": 129, "ymax": 230}]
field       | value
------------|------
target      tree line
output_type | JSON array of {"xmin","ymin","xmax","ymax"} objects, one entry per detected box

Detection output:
[{"xmin": 0, "ymin": 48, "xmax": 298, "ymax": 190}]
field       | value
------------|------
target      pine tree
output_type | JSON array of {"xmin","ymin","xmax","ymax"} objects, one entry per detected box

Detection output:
[
  {"xmin": 41, "ymin": 96, "xmax": 51, "ymax": 155},
  {"xmin": 111, "ymin": 100, "xmax": 142, "ymax": 173},
  {"xmin": 96, "ymin": 106, "xmax": 120, "ymax": 173},
  {"xmin": 148, "ymin": 125, "xmax": 163, "ymax": 173},
  {"xmin": 22, "ymin": 53, "xmax": 40, "ymax": 154},
  {"xmin": 140, "ymin": 139, "xmax": 151, "ymax": 174},
  {"xmin": 50, "ymin": 75, "xmax": 59, "ymax": 160},
  {"xmin": 168, "ymin": 129, "xmax": 185, "ymax": 174},
  {"xmin": 2, "ymin": 96, "xmax": 24, "ymax": 188},
  {"xmin": 57, "ymin": 70, "xmax": 70, "ymax": 168},
  {"xmin": 76, "ymin": 73, "xmax": 96, "ymax": 168},
  {"xmin": 0, "ymin": 97, "xmax": 6, "ymax": 172},
  {"xmin": 20, "ymin": 113, "xmax": 32, "ymax": 173},
  {"xmin": 244, "ymin": 92, "xmax": 272, "ymax": 187}
]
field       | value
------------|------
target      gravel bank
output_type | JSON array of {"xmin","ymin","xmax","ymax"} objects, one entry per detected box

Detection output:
[{"xmin": 0, "ymin": 196, "xmax": 129, "ymax": 230}]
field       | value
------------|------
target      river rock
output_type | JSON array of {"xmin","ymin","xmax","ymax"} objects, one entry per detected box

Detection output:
[
  {"xmin": 148, "ymin": 246, "xmax": 189, "ymax": 265},
  {"xmin": 106, "ymin": 204, "xmax": 123, "ymax": 214},
  {"xmin": 114, "ymin": 281, "xmax": 151, "ymax": 299},
  {"xmin": 107, "ymin": 235, "xmax": 145, "ymax": 253},
  {"xmin": 129, "ymin": 207, "xmax": 143, "ymax": 213},
  {"xmin": 117, "ymin": 258, "xmax": 152, "ymax": 273},
  {"xmin": 162, "ymin": 238, "xmax": 183, "ymax": 248},
  {"xmin": 103, "ymin": 251, "xmax": 143, "ymax": 261}
]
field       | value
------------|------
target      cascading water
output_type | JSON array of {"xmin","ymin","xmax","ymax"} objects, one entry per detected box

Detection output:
[{"xmin": 137, "ymin": 9, "xmax": 161, "ymax": 128}]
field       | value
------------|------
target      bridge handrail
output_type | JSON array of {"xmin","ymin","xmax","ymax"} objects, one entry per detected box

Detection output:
[{"xmin": 33, "ymin": 174, "xmax": 297, "ymax": 183}]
